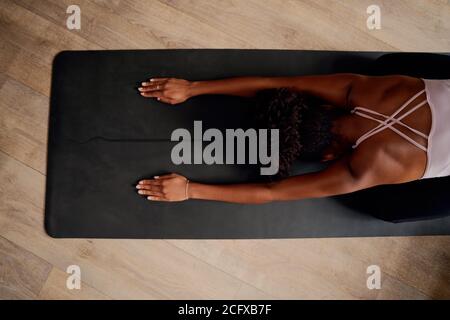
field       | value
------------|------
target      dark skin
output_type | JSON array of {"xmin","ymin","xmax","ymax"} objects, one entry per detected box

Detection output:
[{"xmin": 135, "ymin": 74, "xmax": 431, "ymax": 203}]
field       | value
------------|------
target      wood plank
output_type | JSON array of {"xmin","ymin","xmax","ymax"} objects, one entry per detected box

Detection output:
[
  {"xmin": 157, "ymin": 0, "xmax": 394, "ymax": 50},
  {"xmin": 0, "ymin": 73, "xmax": 7, "ymax": 90},
  {"xmin": 14, "ymin": 0, "xmax": 145, "ymax": 49},
  {"xmin": 168, "ymin": 238, "xmax": 447, "ymax": 299},
  {"xmin": 0, "ymin": 0, "xmax": 101, "ymax": 97},
  {"xmin": 15, "ymin": 0, "xmax": 247, "ymax": 49},
  {"xmin": 233, "ymin": 282, "xmax": 274, "ymax": 299},
  {"xmin": 0, "ymin": 40, "xmax": 20, "ymax": 74},
  {"xmin": 2, "ymin": 40, "xmax": 53, "ymax": 97},
  {"xmin": 0, "ymin": 76, "xmax": 48, "ymax": 173},
  {"xmin": 291, "ymin": 0, "xmax": 450, "ymax": 51},
  {"xmin": 337, "ymin": 0, "xmax": 450, "ymax": 51},
  {"xmin": 0, "ymin": 1, "xmax": 98, "ymax": 66},
  {"xmin": 0, "ymin": 236, "xmax": 52, "ymax": 299},
  {"xmin": 376, "ymin": 275, "xmax": 429, "ymax": 300},
  {"xmin": 382, "ymin": 237, "xmax": 450, "ymax": 299}
]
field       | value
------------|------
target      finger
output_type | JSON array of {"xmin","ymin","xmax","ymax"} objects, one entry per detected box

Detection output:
[
  {"xmin": 138, "ymin": 179, "xmax": 162, "ymax": 185},
  {"xmin": 141, "ymin": 78, "xmax": 168, "ymax": 86},
  {"xmin": 147, "ymin": 195, "xmax": 168, "ymax": 201},
  {"xmin": 136, "ymin": 184, "xmax": 162, "ymax": 191},
  {"xmin": 138, "ymin": 85, "xmax": 162, "ymax": 93},
  {"xmin": 154, "ymin": 173, "xmax": 177, "ymax": 180},
  {"xmin": 149, "ymin": 78, "xmax": 169, "ymax": 82},
  {"xmin": 137, "ymin": 189, "xmax": 164, "ymax": 197},
  {"xmin": 140, "ymin": 91, "xmax": 163, "ymax": 98}
]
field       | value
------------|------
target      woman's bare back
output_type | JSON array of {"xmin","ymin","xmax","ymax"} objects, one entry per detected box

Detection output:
[{"xmin": 340, "ymin": 75, "xmax": 431, "ymax": 183}]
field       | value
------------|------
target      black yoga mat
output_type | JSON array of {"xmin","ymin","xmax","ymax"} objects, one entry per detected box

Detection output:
[{"xmin": 45, "ymin": 49, "xmax": 450, "ymax": 238}]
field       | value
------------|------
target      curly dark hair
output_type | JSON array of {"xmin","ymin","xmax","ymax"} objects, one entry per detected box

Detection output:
[{"xmin": 254, "ymin": 88, "xmax": 342, "ymax": 178}]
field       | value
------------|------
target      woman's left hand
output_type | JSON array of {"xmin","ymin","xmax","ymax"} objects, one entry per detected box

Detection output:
[
  {"xmin": 136, "ymin": 173, "xmax": 189, "ymax": 202},
  {"xmin": 138, "ymin": 78, "xmax": 192, "ymax": 105}
]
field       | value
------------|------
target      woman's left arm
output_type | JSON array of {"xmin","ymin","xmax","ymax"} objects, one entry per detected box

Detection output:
[{"xmin": 136, "ymin": 158, "xmax": 380, "ymax": 203}]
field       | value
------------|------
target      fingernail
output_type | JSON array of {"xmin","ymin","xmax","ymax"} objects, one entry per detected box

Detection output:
[
  {"xmin": 147, "ymin": 196, "xmax": 153, "ymax": 200},
  {"xmin": 141, "ymin": 82, "xmax": 147, "ymax": 86},
  {"xmin": 138, "ymin": 87, "xmax": 143, "ymax": 91},
  {"xmin": 138, "ymin": 190, "xmax": 144, "ymax": 194},
  {"xmin": 149, "ymin": 79, "xmax": 154, "ymax": 82},
  {"xmin": 136, "ymin": 185, "xmax": 141, "ymax": 189},
  {"xmin": 154, "ymin": 176, "xmax": 159, "ymax": 179},
  {"xmin": 139, "ymin": 181, "xmax": 144, "ymax": 184},
  {"xmin": 157, "ymin": 98, "xmax": 160, "ymax": 101}
]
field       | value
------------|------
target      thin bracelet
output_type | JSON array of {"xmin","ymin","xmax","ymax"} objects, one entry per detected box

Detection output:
[{"xmin": 185, "ymin": 179, "xmax": 190, "ymax": 200}]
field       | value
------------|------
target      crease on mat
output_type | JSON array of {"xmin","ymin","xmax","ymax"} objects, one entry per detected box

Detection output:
[{"xmin": 66, "ymin": 136, "xmax": 207, "ymax": 144}]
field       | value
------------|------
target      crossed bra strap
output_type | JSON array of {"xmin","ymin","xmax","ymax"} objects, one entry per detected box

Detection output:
[{"xmin": 351, "ymin": 89, "xmax": 429, "ymax": 152}]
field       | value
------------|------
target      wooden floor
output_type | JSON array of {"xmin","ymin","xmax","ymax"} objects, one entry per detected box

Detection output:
[{"xmin": 1, "ymin": 0, "xmax": 449, "ymax": 300}]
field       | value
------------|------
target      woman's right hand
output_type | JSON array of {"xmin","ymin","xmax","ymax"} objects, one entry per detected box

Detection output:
[{"xmin": 138, "ymin": 78, "xmax": 192, "ymax": 105}]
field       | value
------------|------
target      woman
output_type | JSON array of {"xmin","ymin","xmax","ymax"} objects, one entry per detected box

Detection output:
[{"xmin": 134, "ymin": 74, "xmax": 450, "ymax": 203}]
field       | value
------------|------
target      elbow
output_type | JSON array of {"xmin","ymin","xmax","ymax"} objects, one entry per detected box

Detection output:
[{"xmin": 259, "ymin": 182, "xmax": 287, "ymax": 203}]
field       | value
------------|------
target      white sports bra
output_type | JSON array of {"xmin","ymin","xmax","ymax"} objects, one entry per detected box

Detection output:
[{"xmin": 351, "ymin": 79, "xmax": 450, "ymax": 179}]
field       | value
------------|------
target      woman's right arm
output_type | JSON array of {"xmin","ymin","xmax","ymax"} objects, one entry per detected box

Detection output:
[
  {"xmin": 139, "ymin": 74, "xmax": 364, "ymax": 106},
  {"xmin": 135, "ymin": 156, "xmax": 379, "ymax": 203}
]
